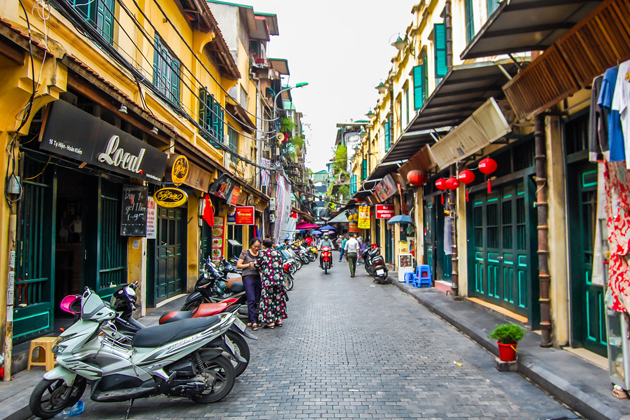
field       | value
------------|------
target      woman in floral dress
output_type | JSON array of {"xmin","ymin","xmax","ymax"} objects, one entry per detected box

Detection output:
[{"xmin": 257, "ymin": 238, "xmax": 288, "ymax": 328}]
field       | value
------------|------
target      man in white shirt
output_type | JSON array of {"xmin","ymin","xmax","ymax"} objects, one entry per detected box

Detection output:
[{"xmin": 345, "ymin": 234, "xmax": 360, "ymax": 277}]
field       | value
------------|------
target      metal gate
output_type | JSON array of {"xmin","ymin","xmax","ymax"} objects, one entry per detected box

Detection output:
[
  {"xmin": 14, "ymin": 156, "xmax": 56, "ymax": 343},
  {"xmin": 469, "ymin": 182, "xmax": 536, "ymax": 317},
  {"xmin": 97, "ymin": 179, "xmax": 126, "ymax": 300},
  {"xmin": 155, "ymin": 207, "xmax": 186, "ymax": 303},
  {"xmin": 424, "ymin": 195, "xmax": 451, "ymax": 282}
]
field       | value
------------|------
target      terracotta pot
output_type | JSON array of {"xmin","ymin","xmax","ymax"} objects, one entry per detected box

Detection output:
[{"xmin": 497, "ymin": 342, "xmax": 518, "ymax": 362}]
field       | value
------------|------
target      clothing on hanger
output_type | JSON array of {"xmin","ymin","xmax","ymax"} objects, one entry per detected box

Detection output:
[
  {"xmin": 590, "ymin": 75, "xmax": 606, "ymax": 162},
  {"xmin": 599, "ymin": 66, "xmax": 625, "ymax": 162},
  {"xmin": 612, "ymin": 60, "xmax": 630, "ymax": 169}
]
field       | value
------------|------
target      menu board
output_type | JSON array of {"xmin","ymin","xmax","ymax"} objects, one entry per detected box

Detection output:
[
  {"xmin": 121, "ymin": 185, "xmax": 148, "ymax": 237},
  {"xmin": 212, "ymin": 216, "xmax": 226, "ymax": 262},
  {"xmin": 146, "ymin": 196, "xmax": 157, "ymax": 239}
]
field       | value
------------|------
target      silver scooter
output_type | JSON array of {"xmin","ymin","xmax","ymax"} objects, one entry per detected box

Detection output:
[{"xmin": 29, "ymin": 288, "xmax": 238, "ymax": 419}]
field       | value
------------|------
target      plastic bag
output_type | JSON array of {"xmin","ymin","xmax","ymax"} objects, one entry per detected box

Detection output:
[{"xmin": 54, "ymin": 400, "xmax": 84, "ymax": 418}]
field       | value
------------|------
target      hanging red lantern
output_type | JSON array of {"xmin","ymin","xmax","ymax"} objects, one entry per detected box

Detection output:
[
  {"xmin": 445, "ymin": 177, "xmax": 460, "ymax": 190},
  {"xmin": 407, "ymin": 169, "xmax": 427, "ymax": 187},
  {"xmin": 458, "ymin": 169, "xmax": 475, "ymax": 185},
  {"xmin": 435, "ymin": 178, "xmax": 447, "ymax": 190},
  {"xmin": 478, "ymin": 157, "xmax": 497, "ymax": 175}
]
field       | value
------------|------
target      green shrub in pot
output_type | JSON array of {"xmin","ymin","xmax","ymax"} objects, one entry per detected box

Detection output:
[{"xmin": 488, "ymin": 323, "xmax": 526, "ymax": 345}]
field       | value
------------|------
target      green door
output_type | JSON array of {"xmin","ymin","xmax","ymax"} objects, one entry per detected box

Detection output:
[
  {"xmin": 568, "ymin": 165, "xmax": 607, "ymax": 356},
  {"xmin": 385, "ymin": 223, "xmax": 393, "ymax": 264},
  {"xmin": 156, "ymin": 207, "xmax": 186, "ymax": 303},
  {"xmin": 425, "ymin": 195, "xmax": 451, "ymax": 282},
  {"xmin": 469, "ymin": 182, "xmax": 535, "ymax": 318},
  {"xmin": 424, "ymin": 200, "xmax": 435, "ymax": 271},
  {"xmin": 200, "ymin": 221, "xmax": 212, "ymax": 261},
  {"xmin": 14, "ymin": 157, "xmax": 56, "ymax": 343}
]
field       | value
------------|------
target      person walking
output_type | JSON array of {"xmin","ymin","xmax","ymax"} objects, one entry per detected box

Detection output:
[
  {"xmin": 345, "ymin": 234, "xmax": 360, "ymax": 277},
  {"xmin": 257, "ymin": 239, "xmax": 288, "ymax": 329},
  {"xmin": 237, "ymin": 237, "xmax": 262, "ymax": 331},
  {"xmin": 339, "ymin": 235, "xmax": 348, "ymax": 262}
]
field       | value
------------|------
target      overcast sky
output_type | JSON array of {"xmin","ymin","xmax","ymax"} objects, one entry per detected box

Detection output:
[{"xmin": 252, "ymin": 0, "xmax": 418, "ymax": 172}]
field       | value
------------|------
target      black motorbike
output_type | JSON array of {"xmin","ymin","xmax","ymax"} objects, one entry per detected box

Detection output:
[{"xmin": 362, "ymin": 246, "xmax": 389, "ymax": 284}]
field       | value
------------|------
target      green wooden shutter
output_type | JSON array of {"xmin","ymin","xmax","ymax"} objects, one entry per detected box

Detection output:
[
  {"xmin": 434, "ymin": 24, "xmax": 447, "ymax": 78},
  {"xmin": 487, "ymin": 0, "xmax": 500, "ymax": 16},
  {"xmin": 362, "ymin": 159, "xmax": 367, "ymax": 180},
  {"xmin": 413, "ymin": 65, "xmax": 424, "ymax": 110},
  {"xmin": 405, "ymin": 87, "xmax": 410, "ymax": 125},
  {"xmin": 153, "ymin": 36, "xmax": 161, "ymax": 88},
  {"xmin": 170, "ymin": 59, "xmax": 180, "ymax": 104},
  {"xmin": 384, "ymin": 117, "xmax": 392, "ymax": 152},
  {"xmin": 96, "ymin": 0, "xmax": 114, "ymax": 44},
  {"xmin": 465, "ymin": 0, "xmax": 475, "ymax": 43},
  {"xmin": 199, "ymin": 88, "xmax": 207, "ymax": 132}
]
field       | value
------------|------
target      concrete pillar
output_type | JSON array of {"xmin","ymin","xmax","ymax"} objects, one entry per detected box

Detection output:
[
  {"xmin": 456, "ymin": 184, "xmax": 468, "ymax": 296},
  {"xmin": 414, "ymin": 188, "xmax": 424, "ymax": 264},
  {"xmin": 187, "ymin": 193, "xmax": 200, "ymax": 292},
  {"xmin": 394, "ymin": 200, "xmax": 401, "ymax": 271}
]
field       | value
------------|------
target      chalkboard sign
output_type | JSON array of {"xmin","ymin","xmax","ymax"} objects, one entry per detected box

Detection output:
[{"xmin": 121, "ymin": 185, "xmax": 148, "ymax": 237}]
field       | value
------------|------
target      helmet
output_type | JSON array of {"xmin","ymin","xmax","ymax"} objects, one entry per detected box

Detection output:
[
  {"xmin": 324, "ymin": 233, "xmax": 329, "ymax": 238},
  {"xmin": 216, "ymin": 280, "xmax": 227, "ymax": 295}
]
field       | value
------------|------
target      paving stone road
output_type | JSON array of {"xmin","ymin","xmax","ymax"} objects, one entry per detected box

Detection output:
[{"xmin": 73, "ymin": 260, "xmax": 579, "ymax": 420}]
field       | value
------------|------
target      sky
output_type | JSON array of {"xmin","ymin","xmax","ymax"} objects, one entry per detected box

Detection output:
[{"xmin": 252, "ymin": 0, "xmax": 418, "ymax": 172}]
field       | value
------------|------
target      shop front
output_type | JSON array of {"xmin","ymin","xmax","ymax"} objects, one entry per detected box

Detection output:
[{"xmin": 15, "ymin": 99, "xmax": 167, "ymax": 343}]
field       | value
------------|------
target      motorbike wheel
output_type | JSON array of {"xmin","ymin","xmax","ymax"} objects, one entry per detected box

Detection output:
[
  {"xmin": 295, "ymin": 259, "xmax": 303, "ymax": 271},
  {"xmin": 191, "ymin": 354, "xmax": 235, "ymax": 403},
  {"xmin": 289, "ymin": 265, "xmax": 297, "ymax": 276},
  {"xmin": 181, "ymin": 300, "xmax": 202, "ymax": 312},
  {"xmin": 283, "ymin": 273, "xmax": 294, "ymax": 291},
  {"xmin": 225, "ymin": 330, "xmax": 250, "ymax": 377},
  {"xmin": 324, "ymin": 264, "xmax": 328, "ymax": 275},
  {"xmin": 308, "ymin": 253, "xmax": 317, "ymax": 262},
  {"xmin": 29, "ymin": 377, "xmax": 87, "ymax": 419}
]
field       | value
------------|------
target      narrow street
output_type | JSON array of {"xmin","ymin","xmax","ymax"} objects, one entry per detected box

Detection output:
[{"xmin": 77, "ymin": 261, "xmax": 578, "ymax": 420}]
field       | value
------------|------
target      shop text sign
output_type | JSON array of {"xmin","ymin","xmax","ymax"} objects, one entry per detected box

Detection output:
[
  {"xmin": 146, "ymin": 197, "xmax": 157, "ymax": 239},
  {"xmin": 40, "ymin": 100, "xmax": 167, "ymax": 183},
  {"xmin": 235, "ymin": 206, "xmax": 255, "ymax": 225},
  {"xmin": 376, "ymin": 204, "xmax": 395, "ymax": 219},
  {"xmin": 154, "ymin": 187, "xmax": 188, "ymax": 208}
]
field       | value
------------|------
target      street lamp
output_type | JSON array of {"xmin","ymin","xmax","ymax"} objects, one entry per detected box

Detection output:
[
  {"xmin": 376, "ymin": 82, "xmax": 388, "ymax": 95},
  {"xmin": 273, "ymin": 82, "xmax": 309, "ymax": 121},
  {"xmin": 366, "ymin": 109, "xmax": 375, "ymax": 119}
]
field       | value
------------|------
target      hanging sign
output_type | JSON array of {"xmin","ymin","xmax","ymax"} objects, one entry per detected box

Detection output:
[
  {"xmin": 227, "ymin": 206, "xmax": 236, "ymax": 224},
  {"xmin": 209, "ymin": 173, "xmax": 235, "ymax": 200},
  {"xmin": 376, "ymin": 204, "xmax": 395, "ymax": 219},
  {"xmin": 358, "ymin": 206, "xmax": 371, "ymax": 229},
  {"xmin": 154, "ymin": 187, "xmax": 188, "ymax": 208},
  {"xmin": 167, "ymin": 154, "xmax": 189, "ymax": 186},
  {"xmin": 228, "ymin": 186, "xmax": 241, "ymax": 206},
  {"xmin": 212, "ymin": 216, "xmax": 226, "ymax": 262},
  {"xmin": 40, "ymin": 100, "xmax": 167, "ymax": 183},
  {"xmin": 146, "ymin": 196, "xmax": 157, "ymax": 239},
  {"xmin": 121, "ymin": 185, "xmax": 148, "ymax": 237},
  {"xmin": 374, "ymin": 174, "xmax": 397, "ymax": 201},
  {"xmin": 349, "ymin": 221, "xmax": 361, "ymax": 233},
  {"xmin": 235, "ymin": 206, "xmax": 255, "ymax": 225}
]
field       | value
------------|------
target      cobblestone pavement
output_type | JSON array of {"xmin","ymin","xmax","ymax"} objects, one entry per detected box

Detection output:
[{"xmin": 74, "ymin": 261, "xmax": 579, "ymax": 420}]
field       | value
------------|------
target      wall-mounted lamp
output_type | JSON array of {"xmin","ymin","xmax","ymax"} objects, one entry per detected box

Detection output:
[
  {"xmin": 119, "ymin": 105, "xmax": 128, "ymax": 114},
  {"xmin": 151, "ymin": 126, "xmax": 159, "ymax": 135},
  {"xmin": 391, "ymin": 35, "xmax": 407, "ymax": 51},
  {"xmin": 366, "ymin": 109, "xmax": 375, "ymax": 119},
  {"xmin": 359, "ymin": 128, "xmax": 367, "ymax": 140},
  {"xmin": 376, "ymin": 82, "xmax": 388, "ymax": 95}
]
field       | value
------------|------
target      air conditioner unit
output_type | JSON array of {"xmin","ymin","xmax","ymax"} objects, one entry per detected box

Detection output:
[{"xmin": 269, "ymin": 198, "xmax": 276, "ymax": 211}]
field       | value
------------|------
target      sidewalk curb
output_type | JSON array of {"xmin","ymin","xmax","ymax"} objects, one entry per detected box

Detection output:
[{"xmin": 393, "ymin": 280, "xmax": 626, "ymax": 420}]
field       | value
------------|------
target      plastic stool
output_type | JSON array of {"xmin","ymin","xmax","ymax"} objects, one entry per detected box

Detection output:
[
  {"xmin": 403, "ymin": 273, "xmax": 415, "ymax": 284},
  {"xmin": 27, "ymin": 337, "xmax": 58, "ymax": 371},
  {"xmin": 413, "ymin": 265, "xmax": 433, "ymax": 288}
]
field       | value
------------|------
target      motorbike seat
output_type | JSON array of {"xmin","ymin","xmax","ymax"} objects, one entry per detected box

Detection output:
[
  {"xmin": 193, "ymin": 302, "xmax": 229, "ymax": 318},
  {"xmin": 159, "ymin": 310, "xmax": 194, "ymax": 325},
  {"xmin": 228, "ymin": 282, "xmax": 244, "ymax": 293},
  {"xmin": 368, "ymin": 249, "xmax": 379, "ymax": 257},
  {"xmin": 132, "ymin": 317, "xmax": 221, "ymax": 348}
]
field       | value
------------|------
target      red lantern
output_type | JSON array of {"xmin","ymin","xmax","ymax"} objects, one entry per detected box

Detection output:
[
  {"xmin": 435, "ymin": 178, "xmax": 447, "ymax": 190},
  {"xmin": 445, "ymin": 177, "xmax": 460, "ymax": 190},
  {"xmin": 458, "ymin": 169, "xmax": 475, "ymax": 185},
  {"xmin": 478, "ymin": 157, "xmax": 497, "ymax": 175},
  {"xmin": 407, "ymin": 170, "xmax": 427, "ymax": 187}
]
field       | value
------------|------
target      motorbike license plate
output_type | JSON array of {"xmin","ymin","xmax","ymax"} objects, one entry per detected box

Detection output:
[
  {"xmin": 376, "ymin": 269, "xmax": 385, "ymax": 275},
  {"xmin": 225, "ymin": 336, "xmax": 236, "ymax": 354},
  {"xmin": 234, "ymin": 317, "xmax": 246, "ymax": 332}
]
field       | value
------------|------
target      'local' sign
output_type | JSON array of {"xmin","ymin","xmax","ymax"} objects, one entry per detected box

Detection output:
[
  {"xmin": 154, "ymin": 187, "xmax": 188, "ymax": 208},
  {"xmin": 40, "ymin": 100, "xmax": 167, "ymax": 183},
  {"xmin": 375, "ymin": 204, "xmax": 395, "ymax": 219}
]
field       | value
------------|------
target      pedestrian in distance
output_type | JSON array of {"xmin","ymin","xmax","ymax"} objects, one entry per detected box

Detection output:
[
  {"xmin": 257, "ymin": 239, "xmax": 288, "ymax": 329},
  {"xmin": 237, "ymin": 237, "xmax": 262, "ymax": 331},
  {"xmin": 345, "ymin": 234, "xmax": 360, "ymax": 277},
  {"xmin": 339, "ymin": 234, "xmax": 348, "ymax": 262}
]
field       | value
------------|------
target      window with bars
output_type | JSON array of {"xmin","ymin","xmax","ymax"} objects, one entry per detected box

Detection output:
[
  {"xmin": 228, "ymin": 126, "xmax": 239, "ymax": 165},
  {"xmin": 154, "ymin": 35, "xmax": 181, "ymax": 105},
  {"xmin": 198, "ymin": 88, "xmax": 225, "ymax": 149},
  {"xmin": 72, "ymin": 0, "xmax": 114, "ymax": 44}
]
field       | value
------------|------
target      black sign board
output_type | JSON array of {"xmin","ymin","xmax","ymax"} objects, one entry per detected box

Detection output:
[
  {"xmin": 121, "ymin": 185, "xmax": 148, "ymax": 237},
  {"xmin": 208, "ymin": 173, "xmax": 235, "ymax": 200},
  {"xmin": 40, "ymin": 100, "xmax": 167, "ymax": 184}
]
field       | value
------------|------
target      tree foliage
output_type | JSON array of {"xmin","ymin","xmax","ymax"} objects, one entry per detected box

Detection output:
[
  {"xmin": 333, "ymin": 144, "xmax": 347, "ymax": 174},
  {"xmin": 280, "ymin": 117, "xmax": 296, "ymax": 134}
]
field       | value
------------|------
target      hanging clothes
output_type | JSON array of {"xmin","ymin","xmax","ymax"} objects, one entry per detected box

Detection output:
[
  {"xmin": 605, "ymin": 161, "xmax": 630, "ymax": 312},
  {"xmin": 444, "ymin": 215, "xmax": 452, "ymax": 256},
  {"xmin": 592, "ymin": 162, "xmax": 607, "ymax": 286},
  {"xmin": 612, "ymin": 60, "xmax": 630, "ymax": 169},
  {"xmin": 599, "ymin": 66, "xmax": 625, "ymax": 162},
  {"xmin": 590, "ymin": 75, "xmax": 606, "ymax": 162}
]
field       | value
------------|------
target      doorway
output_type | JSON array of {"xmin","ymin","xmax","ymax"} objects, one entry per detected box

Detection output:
[{"xmin": 155, "ymin": 207, "xmax": 186, "ymax": 304}]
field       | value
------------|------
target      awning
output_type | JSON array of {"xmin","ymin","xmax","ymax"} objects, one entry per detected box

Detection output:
[
  {"xmin": 329, "ymin": 212, "xmax": 350, "ymax": 223},
  {"xmin": 407, "ymin": 61, "xmax": 521, "ymax": 133},
  {"xmin": 460, "ymin": 0, "xmax": 603, "ymax": 60},
  {"xmin": 380, "ymin": 129, "xmax": 446, "ymax": 164}
]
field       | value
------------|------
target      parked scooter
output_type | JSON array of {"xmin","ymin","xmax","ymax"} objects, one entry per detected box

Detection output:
[
  {"xmin": 292, "ymin": 243, "xmax": 310, "ymax": 265},
  {"xmin": 306, "ymin": 246, "xmax": 318, "ymax": 262},
  {"xmin": 320, "ymin": 246, "xmax": 333, "ymax": 274},
  {"xmin": 30, "ymin": 288, "xmax": 238, "ymax": 419},
  {"xmin": 182, "ymin": 257, "xmax": 247, "ymax": 313},
  {"xmin": 361, "ymin": 245, "xmax": 389, "ymax": 284}
]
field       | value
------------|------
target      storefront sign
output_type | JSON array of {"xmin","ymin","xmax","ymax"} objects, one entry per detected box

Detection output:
[
  {"xmin": 376, "ymin": 204, "xmax": 395, "ymax": 219},
  {"xmin": 146, "ymin": 196, "xmax": 157, "ymax": 239},
  {"xmin": 121, "ymin": 185, "xmax": 148, "ymax": 237},
  {"xmin": 374, "ymin": 174, "xmax": 397, "ymax": 201},
  {"xmin": 154, "ymin": 187, "xmax": 188, "ymax": 208},
  {"xmin": 228, "ymin": 186, "xmax": 241, "ymax": 206},
  {"xmin": 235, "ymin": 206, "xmax": 255, "ymax": 225},
  {"xmin": 358, "ymin": 206, "xmax": 371, "ymax": 229},
  {"xmin": 183, "ymin": 162, "xmax": 212, "ymax": 192},
  {"xmin": 168, "ymin": 155, "xmax": 189, "ymax": 186},
  {"xmin": 212, "ymin": 216, "xmax": 226, "ymax": 262},
  {"xmin": 208, "ymin": 173, "xmax": 235, "ymax": 200},
  {"xmin": 349, "ymin": 221, "xmax": 361, "ymax": 233},
  {"xmin": 227, "ymin": 207, "xmax": 236, "ymax": 225},
  {"xmin": 40, "ymin": 100, "xmax": 167, "ymax": 183}
]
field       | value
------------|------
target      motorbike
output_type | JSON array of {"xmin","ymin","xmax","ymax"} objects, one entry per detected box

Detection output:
[
  {"xmin": 306, "ymin": 246, "xmax": 318, "ymax": 262},
  {"xmin": 320, "ymin": 246, "xmax": 332, "ymax": 274},
  {"xmin": 281, "ymin": 248, "xmax": 302, "ymax": 273},
  {"xmin": 30, "ymin": 288, "xmax": 237, "ymax": 419},
  {"xmin": 292, "ymin": 243, "xmax": 310, "ymax": 265},
  {"xmin": 282, "ymin": 261, "xmax": 295, "ymax": 291},
  {"xmin": 362, "ymin": 246, "xmax": 389, "ymax": 284}
]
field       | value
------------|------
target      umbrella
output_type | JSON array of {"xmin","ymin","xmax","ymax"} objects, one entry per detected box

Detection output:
[
  {"xmin": 387, "ymin": 215, "xmax": 414, "ymax": 225},
  {"xmin": 311, "ymin": 230, "xmax": 322, "ymax": 235},
  {"xmin": 320, "ymin": 225, "xmax": 336, "ymax": 230},
  {"xmin": 296, "ymin": 221, "xmax": 320, "ymax": 229}
]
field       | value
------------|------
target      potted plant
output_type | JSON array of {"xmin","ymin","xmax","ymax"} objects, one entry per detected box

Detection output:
[{"xmin": 488, "ymin": 323, "xmax": 526, "ymax": 362}]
